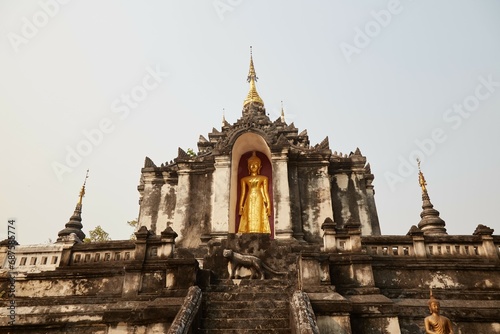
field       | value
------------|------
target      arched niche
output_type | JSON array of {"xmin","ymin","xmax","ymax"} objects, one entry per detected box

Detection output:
[{"xmin": 229, "ymin": 132, "xmax": 273, "ymax": 237}]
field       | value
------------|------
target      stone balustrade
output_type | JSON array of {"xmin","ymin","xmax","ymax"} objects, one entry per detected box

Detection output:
[
  {"xmin": 0, "ymin": 226, "xmax": 179, "ymax": 272},
  {"xmin": 361, "ymin": 234, "xmax": 500, "ymax": 260},
  {"xmin": 71, "ymin": 243, "xmax": 135, "ymax": 265},
  {"xmin": 0, "ymin": 243, "xmax": 63, "ymax": 273},
  {"xmin": 321, "ymin": 220, "xmax": 499, "ymax": 261}
]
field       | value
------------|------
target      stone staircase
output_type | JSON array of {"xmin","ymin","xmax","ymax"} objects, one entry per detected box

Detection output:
[{"xmin": 198, "ymin": 279, "xmax": 292, "ymax": 333}]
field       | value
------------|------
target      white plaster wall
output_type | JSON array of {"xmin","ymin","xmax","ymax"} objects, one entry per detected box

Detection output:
[
  {"xmin": 272, "ymin": 153, "xmax": 292, "ymax": 238},
  {"xmin": 156, "ymin": 179, "xmax": 176, "ymax": 234},
  {"xmin": 315, "ymin": 165, "xmax": 334, "ymax": 236},
  {"xmin": 335, "ymin": 173, "xmax": 352, "ymax": 223},
  {"xmin": 211, "ymin": 156, "xmax": 231, "ymax": 234},
  {"xmin": 172, "ymin": 169, "xmax": 190, "ymax": 242},
  {"xmin": 138, "ymin": 182, "xmax": 154, "ymax": 232}
]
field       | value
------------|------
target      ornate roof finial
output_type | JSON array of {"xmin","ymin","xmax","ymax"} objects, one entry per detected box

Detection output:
[
  {"xmin": 243, "ymin": 46, "xmax": 264, "ymax": 107},
  {"xmin": 416, "ymin": 160, "xmax": 447, "ymax": 235},
  {"xmin": 417, "ymin": 158, "xmax": 427, "ymax": 194},
  {"xmin": 280, "ymin": 100, "xmax": 285, "ymax": 123},
  {"xmin": 222, "ymin": 108, "xmax": 226, "ymax": 126},
  {"xmin": 78, "ymin": 169, "xmax": 89, "ymax": 205},
  {"xmin": 57, "ymin": 170, "xmax": 89, "ymax": 242}
]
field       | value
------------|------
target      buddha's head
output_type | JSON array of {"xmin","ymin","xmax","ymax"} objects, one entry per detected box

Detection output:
[
  {"xmin": 428, "ymin": 291, "xmax": 440, "ymax": 314},
  {"xmin": 247, "ymin": 151, "xmax": 262, "ymax": 174}
]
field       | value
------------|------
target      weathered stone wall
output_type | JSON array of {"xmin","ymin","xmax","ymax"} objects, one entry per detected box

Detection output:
[
  {"xmin": 295, "ymin": 159, "xmax": 333, "ymax": 243},
  {"xmin": 139, "ymin": 162, "xmax": 213, "ymax": 248},
  {"xmin": 329, "ymin": 161, "xmax": 378, "ymax": 235},
  {"xmin": 175, "ymin": 169, "xmax": 213, "ymax": 248},
  {"xmin": 137, "ymin": 168, "xmax": 166, "ymax": 234},
  {"xmin": 0, "ymin": 231, "xmax": 199, "ymax": 333},
  {"xmin": 137, "ymin": 117, "xmax": 382, "ymax": 246}
]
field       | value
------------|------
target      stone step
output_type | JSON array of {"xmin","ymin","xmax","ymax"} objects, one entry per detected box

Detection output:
[
  {"xmin": 202, "ymin": 299, "xmax": 289, "ymax": 310},
  {"xmin": 201, "ymin": 307, "xmax": 289, "ymax": 319},
  {"xmin": 206, "ymin": 279, "xmax": 292, "ymax": 291},
  {"xmin": 205, "ymin": 283, "xmax": 292, "ymax": 294},
  {"xmin": 210, "ymin": 279, "xmax": 291, "ymax": 286},
  {"xmin": 197, "ymin": 328, "xmax": 292, "ymax": 334},
  {"xmin": 203, "ymin": 292, "xmax": 290, "ymax": 302},
  {"xmin": 200, "ymin": 318, "xmax": 289, "ymax": 330}
]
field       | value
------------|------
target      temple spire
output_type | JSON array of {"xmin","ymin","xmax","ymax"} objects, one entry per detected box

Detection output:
[
  {"xmin": 78, "ymin": 169, "xmax": 89, "ymax": 205},
  {"xmin": 280, "ymin": 100, "xmax": 285, "ymax": 123},
  {"xmin": 57, "ymin": 170, "xmax": 89, "ymax": 242},
  {"xmin": 416, "ymin": 160, "xmax": 447, "ymax": 235},
  {"xmin": 243, "ymin": 46, "xmax": 264, "ymax": 107}
]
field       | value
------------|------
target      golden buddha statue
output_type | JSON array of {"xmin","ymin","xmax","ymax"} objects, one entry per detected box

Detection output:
[
  {"xmin": 424, "ymin": 292, "xmax": 454, "ymax": 334},
  {"xmin": 237, "ymin": 151, "xmax": 271, "ymax": 234}
]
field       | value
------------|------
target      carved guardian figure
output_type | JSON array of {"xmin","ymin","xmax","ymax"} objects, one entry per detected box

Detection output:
[{"xmin": 223, "ymin": 249, "xmax": 286, "ymax": 280}]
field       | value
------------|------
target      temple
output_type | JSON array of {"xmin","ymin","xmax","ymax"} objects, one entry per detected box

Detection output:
[
  {"xmin": 137, "ymin": 47, "xmax": 380, "ymax": 247},
  {"xmin": 1, "ymin": 50, "xmax": 499, "ymax": 334}
]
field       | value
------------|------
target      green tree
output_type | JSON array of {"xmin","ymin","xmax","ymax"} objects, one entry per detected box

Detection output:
[
  {"xmin": 84, "ymin": 225, "xmax": 111, "ymax": 242},
  {"xmin": 128, "ymin": 219, "xmax": 138, "ymax": 240},
  {"xmin": 186, "ymin": 148, "xmax": 196, "ymax": 157}
]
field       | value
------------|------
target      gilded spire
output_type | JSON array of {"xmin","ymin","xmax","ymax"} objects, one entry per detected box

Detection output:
[
  {"xmin": 78, "ymin": 169, "xmax": 89, "ymax": 205},
  {"xmin": 243, "ymin": 46, "xmax": 264, "ymax": 107},
  {"xmin": 416, "ymin": 160, "xmax": 447, "ymax": 235},
  {"xmin": 58, "ymin": 170, "xmax": 89, "ymax": 242},
  {"xmin": 417, "ymin": 159, "xmax": 427, "ymax": 195}
]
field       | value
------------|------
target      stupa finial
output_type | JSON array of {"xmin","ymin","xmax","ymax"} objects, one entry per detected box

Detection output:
[
  {"xmin": 243, "ymin": 46, "xmax": 264, "ymax": 107},
  {"xmin": 416, "ymin": 160, "xmax": 447, "ymax": 235}
]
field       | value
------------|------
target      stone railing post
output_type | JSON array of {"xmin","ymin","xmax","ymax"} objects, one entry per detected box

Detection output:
[
  {"xmin": 134, "ymin": 226, "xmax": 150, "ymax": 262},
  {"xmin": 473, "ymin": 224, "xmax": 498, "ymax": 260},
  {"xmin": 160, "ymin": 227, "xmax": 178, "ymax": 258},
  {"xmin": 321, "ymin": 217, "xmax": 337, "ymax": 252},
  {"xmin": 346, "ymin": 221, "xmax": 362, "ymax": 252},
  {"xmin": 408, "ymin": 225, "xmax": 426, "ymax": 258},
  {"xmin": 57, "ymin": 234, "xmax": 78, "ymax": 267}
]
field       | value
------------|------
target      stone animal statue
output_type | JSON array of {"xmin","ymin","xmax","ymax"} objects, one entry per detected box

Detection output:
[{"xmin": 222, "ymin": 249, "xmax": 286, "ymax": 280}]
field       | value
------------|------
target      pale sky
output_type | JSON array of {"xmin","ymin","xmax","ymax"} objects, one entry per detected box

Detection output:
[{"xmin": 1, "ymin": 1, "xmax": 499, "ymax": 245}]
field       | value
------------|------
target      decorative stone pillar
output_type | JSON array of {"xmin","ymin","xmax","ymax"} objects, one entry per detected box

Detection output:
[
  {"xmin": 134, "ymin": 226, "xmax": 150, "ymax": 262},
  {"xmin": 156, "ymin": 170, "xmax": 177, "ymax": 234},
  {"xmin": 321, "ymin": 217, "xmax": 337, "ymax": 252},
  {"xmin": 138, "ymin": 170, "xmax": 164, "ymax": 234},
  {"xmin": 211, "ymin": 155, "xmax": 231, "ymax": 238},
  {"xmin": 408, "ymin": 225, "xmax": 426, "ymax": 258},
  {"xmin": 346, "ymin": 221, "xmax": 362, "ymax": 252},
  {"xmin": 315, "ymin": 163, "xmax": 334, "ymax": 238},
  {"xmin": 474, "ymin": 224, "xmax": 498, "ymax": 260},
  {"xmin": 271, "ymin": 150, "xmax": 293, "ymax": 239},
  {"xmin": 159, "ymin": 227, "xmax": 178, "ymax": 258},
  {"xmin": 172, "ymin": 163, "xmax": 190, "ymax": 242},
  {"xmin": 57, "ymin": 234, "xmax": 78, "ymax": 267}
]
